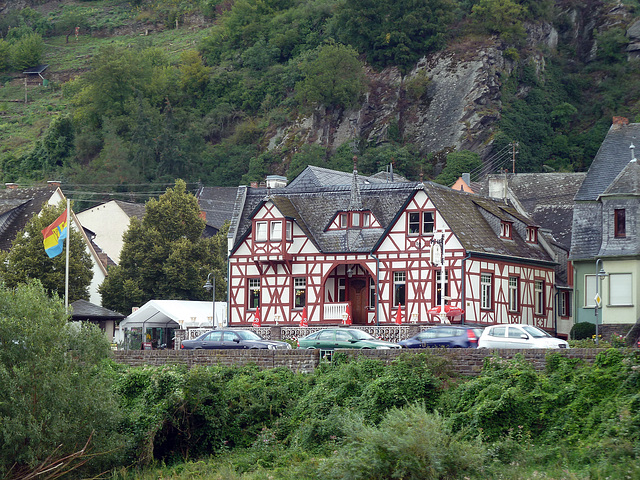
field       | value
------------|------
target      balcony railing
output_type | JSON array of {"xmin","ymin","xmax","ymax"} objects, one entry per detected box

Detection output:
[{"xmin": 324, "ymin": 302, "xmax": 350, "ymax": 321}]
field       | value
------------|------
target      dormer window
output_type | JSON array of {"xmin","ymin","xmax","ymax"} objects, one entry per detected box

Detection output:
[
  {"xmin": 256, "ymin": 221, "xmax": 267, "ymax": 241},
  {"xmin": 330, "ymin": 210, "xmax": 375, "ymax": 230},
  {"xmin": 500, "ymin": 221, "xmax": 512, "ymax": 239},
  {"xmin": 270, "ymin": 221, "xmax": 282, "ymax": 241},
  {"xmin": 526, "ymin": 226, "xmax": 538, "ymax": 243},
  {"xmin": 363, "ymin": 213, "xmax": 370, "ymax": 227},
  {"xmin": 352, "ymin": 212, "xmax": 360, "ymax": 227},
  {"xmin": 286, "ymin": 221, "xmax": 293, "ymax": 241},
  {"xmin": 340, "ymin": 213, "xmax": 348, "ymax": 228}
]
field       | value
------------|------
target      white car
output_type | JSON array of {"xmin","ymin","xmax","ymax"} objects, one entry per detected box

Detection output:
[{"xmin": 478, "ymin": 324, "xmax": 569, "ymax": 349}]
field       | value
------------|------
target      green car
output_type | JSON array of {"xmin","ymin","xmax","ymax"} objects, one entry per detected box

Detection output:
[{"xmin": 297, "ymin": 328, "xmax": 401, "ymax": 350}]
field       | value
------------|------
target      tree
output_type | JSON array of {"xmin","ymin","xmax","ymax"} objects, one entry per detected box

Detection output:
[
  {"xmin": 0, "ymin": 280, "xmax": 123, "ymax": 477},
  {"xmin": 333, "ymin": 0, "xmax": 455, "ymax": 71},
  {"xmin": 434, "ymin": 150, "xmax": 482, "ymax": 186},
  {"xmin": 9, "ymin": 32, "xmax": 44, "ymax": 70},
  {"xmin": 99, "ymin": 180, "xmax": 227, "ymax": 314},
  {"xmin": 0, "ymin": 203, "xmax": 93, "ymax": 303},
  {"xmin": 470, "ymin": 0, "xmax": 526, "ymax": 44},
  {"xmin": 295, "ymin": 42, "xmax": 367, "ymax": 109}
]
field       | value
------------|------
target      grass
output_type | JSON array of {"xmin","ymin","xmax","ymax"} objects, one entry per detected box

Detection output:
[{"xmin": 0, "ymin": 0, "xmax": 214, "ymax": 159}]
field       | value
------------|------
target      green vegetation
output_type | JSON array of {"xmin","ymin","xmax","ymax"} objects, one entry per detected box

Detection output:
[
  {"xmin": 0, "ymin": 0, "xmax": 639, "ymax": 192},
  {"xmin": 99, "ymin": 180, "xmax": 228, "ymax": 313},
  {"xmin": 0, "ymin": 202, "xmax": 93, "ymax": 302}
]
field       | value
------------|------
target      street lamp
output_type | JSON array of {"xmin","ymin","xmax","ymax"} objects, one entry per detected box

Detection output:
[
  {"xmin": 594, "ymin": 259, "xmax": 607, "ymax": 346},
  {"xmin": 204, "ymin": 273, "xmax": 216, "ymax": 328}
]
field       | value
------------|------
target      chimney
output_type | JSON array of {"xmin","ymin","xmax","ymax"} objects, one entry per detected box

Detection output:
[
  {"xmin": 462, "ymin": 172, "xmax": 471, "ymax": 186},
  {"xmin": 5, "ymin": 183, "xmax": 18, "ymax": 189},
  {"xmin": 47, "ymin": 180, "xmax": 61, "ymax": 187},
  {"xmin": 612, "ymin": 116, "xmax": 629, "ymax": 127},
  {"xmin": 250, "ymin": 181, "xmax": 258, "ymax": 188}
]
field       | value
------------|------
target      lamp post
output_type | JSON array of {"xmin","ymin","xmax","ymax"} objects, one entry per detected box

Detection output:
[
  {"xmin": 594, "ymin": 259, "xmax": 607, "ymax": 346},
  {"xmin": 204, "ymin": 273, "xmax": 216, "ymax": 328}
]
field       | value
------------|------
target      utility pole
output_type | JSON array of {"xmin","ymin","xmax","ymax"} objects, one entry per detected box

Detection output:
[{"xmin": 512, "ymin": 141, "xmax": 519, "ymax": 174}]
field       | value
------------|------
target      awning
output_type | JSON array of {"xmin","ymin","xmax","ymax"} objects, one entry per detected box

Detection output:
[{"xmin": 118, "ymin": 300, "xmax": 227, "ymax": 330}]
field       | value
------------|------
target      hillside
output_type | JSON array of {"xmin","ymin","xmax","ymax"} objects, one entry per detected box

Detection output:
[{"xmin": 0, "ymin": 0, "xmax": 639, "ymax": 197}]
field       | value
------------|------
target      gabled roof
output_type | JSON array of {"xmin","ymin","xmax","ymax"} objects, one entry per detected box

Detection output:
[
  {"xmin": 0, "ymin": 184, "xmax": 58, "ymax": 251},
  {"xmin": 113, "ymin": 200, "xmax": 146, "ymax": 219},
  {"xmin": 230, "ymin": 167, "xmax": 554, "ymax": 264},
  {"xmin": 601, "ymin": 158, "xmax": 640, "ymax": 196},
  {"xmin": 575, "ymin": 121, "xmax": 640, "ymax": 201},
  {"xmin": 286, "ymin": 165, "xmax": 390, "ymax": 190},
  {"xmin": 70, "ymin": 299, "xmax": 124, "ymax": 321},
  {"xmin": 196, "ymin": 186, "xmax": 238, "ymax": 231}
]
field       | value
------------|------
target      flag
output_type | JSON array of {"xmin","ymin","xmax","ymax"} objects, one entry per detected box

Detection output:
[
  {"xmin": 300, "ymin": 306, "xmax": 308, "ymax": 327},
  {"xmin": 395, "ymin": 304, "xmax": 403, "ymax": 325},
  {"xmin": 41, "ymin": 210, "xmax": 68, "ymax": 259},
  {"xmin": 342, "ymin": 304, "xmax": 352, "ymax": 325},
  {"xmin": 252, "ymin": 308, "xmax": 261, "ymax": 327}
]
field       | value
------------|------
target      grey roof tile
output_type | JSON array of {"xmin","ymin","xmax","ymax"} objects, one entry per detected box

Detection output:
[
  {"xmin": 0, "ymin": 185, "xmax": 57, "ymax": 251},
  {"xmin": 197, "ymin": 186, "xmax": 239, "ymax": 230}
]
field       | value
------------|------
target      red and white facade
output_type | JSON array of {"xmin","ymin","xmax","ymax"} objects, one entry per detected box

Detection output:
[{"xmin": 228, "ymin": 170, "xmax": 556, "ymax": 329}]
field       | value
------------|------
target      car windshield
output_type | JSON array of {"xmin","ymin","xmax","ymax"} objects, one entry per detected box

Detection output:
[
  {"xmin": 235, "ymin": 330, "xmax": 263, "ymax": 340},
  {"xmin": 349, "ymin": 330, "xmax": 375, "ymax": 340},
  {"xmin": 522, "ymin": 326, "xmax": 551, "ymax": 338}
]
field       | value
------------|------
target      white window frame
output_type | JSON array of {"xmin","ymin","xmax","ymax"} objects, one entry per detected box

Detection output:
[
  {"xmin": 408, "ymin": 212, "xmax": 420, "ymax": 235},
  {"xmin": 286, "ymin": 221, "xmax": 293, "ymax": 241},
  {"xmin": 294, "ymin": 277, "xmax": 306, "ymax": 308},
  {"xmin": 609, "ymin": 273, "xmax": 633, "ymax": 306},
  {"xmin": 535, "ymin": 280, "xmax": 545, "ymax": 316},
  {"xmin": 481, "ymin": 273, "xmax": 492, "ymax": 310},
  {"xmin": 423, "ymin": 211, "xmax": 435, "ymax": 234},
  {"xmin": 255, "ymin": 221, "xmax": 267, "ymax": 242},
  {"xmin": 394, "ymin": 271, "xmax": 406, "ymax": 306},
  {"xmin": 508, "ymin": 276, "xmax": 519, "ymax": 312},
  {"xmin": 362, "ymin": 212, "xmax": 370, "ymax": 227},
  {"xmin": 248, "ymin": 278, "xmax": 261, "ymax": 309},
  {"xmin": 352, "ymin": 212, "xmax": 360, "ymax": 227},
  {"xmin": 340, "ymin": 213, "xmax": 348, "ymax": 229},
  {"xmin": 270, "ymin": 221, "xmax": 282, "ymax": 241},
  {"xmin": 584, "ymin": 275, "xmax": 596, "ymax": 308}
]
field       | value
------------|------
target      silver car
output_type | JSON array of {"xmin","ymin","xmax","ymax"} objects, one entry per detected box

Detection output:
[{"xmin": 478, "ymin": 324, "xmax": 569, "ymax": 349}]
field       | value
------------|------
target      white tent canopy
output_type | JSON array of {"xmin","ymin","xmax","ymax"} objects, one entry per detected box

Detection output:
[{"xmin": 118, "ymin": 300, "xmax": 227, "ymax": 333}]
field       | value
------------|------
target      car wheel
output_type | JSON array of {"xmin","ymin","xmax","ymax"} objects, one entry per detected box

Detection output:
[{"xmin": 306, "ymin": 347, "xmax": 316, "ymax": 350}]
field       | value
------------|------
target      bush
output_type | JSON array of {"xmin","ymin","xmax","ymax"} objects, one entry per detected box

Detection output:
[
  {"xmin": 570, "ymin": 322, "xmax": 596, "ymax": 340},
  {"xmin": 317, "ymin": 404, "xmax": 485, "ymax": 479},
  {"xmin": 9, "ymin": 32, "xmax": 44, "ymax": 70}
]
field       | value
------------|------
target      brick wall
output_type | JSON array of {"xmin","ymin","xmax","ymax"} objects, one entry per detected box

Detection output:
[{"xmin": 112, "ymin": 348, "xmax": 602, "ymax": 375}]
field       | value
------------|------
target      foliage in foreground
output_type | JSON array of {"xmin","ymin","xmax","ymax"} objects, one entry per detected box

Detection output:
[{"xmin": 0, "ymin": 281, "xmax": 123, "ymax": 478}]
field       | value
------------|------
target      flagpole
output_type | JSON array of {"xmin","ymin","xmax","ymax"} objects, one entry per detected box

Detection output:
[{"xmin": 65, "ymin": 198, "xmax": 70, "ymax": 314}]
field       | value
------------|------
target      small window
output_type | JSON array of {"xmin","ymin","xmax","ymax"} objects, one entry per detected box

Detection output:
[
  {"xmin": 270, "ymin": 221, "xmax": 282, "ymax": 241},
  {"xmin": 352, "ymin": 212, "xmax": 360, "ymax": 227},
  {"xmin": 362, "ymin": 213, "xmax": 370, "ymax": 227},
  {"xmin": 294, "ymin": 277, "xmax": 306, "ymax": 308},
  {"xmin": 500, "ymin": 222, "xmax": 512, "ymax": 239},
  {"xmin": 369, "ymin": 277, "xmax": 376, "ymax": 307},
  {"xmin": 615, "ymin": 209, "xmax": 626, "ymax": 237},
  {"xmin": 526, "ymin": 227, "xmax": 537, "ymax": 243},
  {"xmin": 559, "ymin": 291, "xmax": 571, "ymax": 317},
  {"xmin": 423, "ymin": 211, "xmax": 435, "ymax": 234},
  {"xmin": 286, "ymin": 221, "xmax": 293, "ymax": 240},
  {"xmin": 481, "ymin": 273, "xmax": 492, "ymax": 310},
  {"xmin": 338, "ymin": 278, "xmax": 346, "ymax": 302},
  {"xmin": 408, "ymin": 212, "xmax": 420, "ymax": 235},
  {"xmin": 394, "ymin": 271, "xmax": 406, "ymax": 306},
  {"xmin": 255, "ymin": 222, "xmax": 267, "ymax": 241},
  {"xmin": 609, "ymin": 273, "xmax": 632, "ymax": 306},
  {"xmin": 248, "ymin": 278, "xmax": 260, "ymax": 309},
  {"xmin": 340, "ymin": 213, "xmax": 348, "ymax": 229},
  {"xmin": 508, "ymin": 276, "xmax": 519, "ymax": 312},
  {"xmin": 535, "ymin": 280, "xmax": 545, "ymax": 315}
]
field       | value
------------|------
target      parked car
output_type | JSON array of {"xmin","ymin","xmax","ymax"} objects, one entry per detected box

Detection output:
[
  {"xmin": 398, "ymin": 326, "xmax": 484, "ymax": 348},
  {"xmin": 297, "ymin": 328, "xmax": 401, "ymax": 350},
  {"xmin": 180, "ymin": 329, "xmax": 291, "ymax": 350},
  {"xmin": 478, "ymin": 324, "xmax": 569, "ymax": 349}
]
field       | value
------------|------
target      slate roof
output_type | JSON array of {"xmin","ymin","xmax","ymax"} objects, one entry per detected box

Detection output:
[
  {"xmin": 601, "ymin": 158, "xmax": 640, "ymax": 196},
  {"xmin": 196, "ymin": 186, "xmax": 239, "ymax": 231},
  {"xmin": 70, "ymin": 299, "xmax": 125, "ymax": 320},
  {"xmin": 478, "ymin": 173, "xmax": 586, "ymax": 250},
  {"xmin": 230, "ymin": 167, "xmax": 554, "ymax": 264},
  {"xmin": 114, "ymin": 200, "xmax": 146, "ymax": 219},
  {"xmin": 575, "ymin": 122, "xmax": 640, "ymax": 201},
  {"xmin": 0, "ymin": 185, "xmax": 57, "ymax": 251}
]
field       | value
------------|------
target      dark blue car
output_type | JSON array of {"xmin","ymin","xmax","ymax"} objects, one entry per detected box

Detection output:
[
  {"xmin": 398, "ymin": 326, "xmax": 483, "ymax": 349},
  {"xmin": 180, "ymin": 329, "xmax": 291, "ymax": 350}
]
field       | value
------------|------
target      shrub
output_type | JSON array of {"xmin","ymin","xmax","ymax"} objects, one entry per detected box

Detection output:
[
  {"xmin": 317, "ymin": 404, "xmax": 485, "ymax": 479},
  {"xmin": 570, "ymin": 321, "xmax": 596, "ymax": 340}
]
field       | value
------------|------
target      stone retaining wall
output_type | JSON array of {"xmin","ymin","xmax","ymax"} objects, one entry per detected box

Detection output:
[{"xmin": 112, "ymin": 348, "xmax": 603, "ymax": 375}]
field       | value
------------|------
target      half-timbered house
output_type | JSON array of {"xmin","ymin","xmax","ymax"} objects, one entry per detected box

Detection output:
[{"xmin": 227, "ymin": 166, "xmax": 557, "ymax": 330}]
